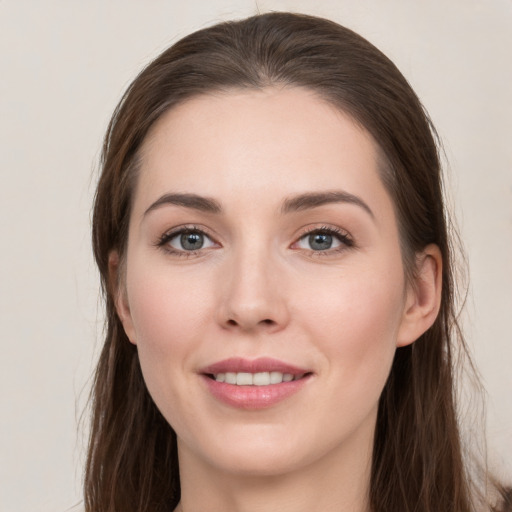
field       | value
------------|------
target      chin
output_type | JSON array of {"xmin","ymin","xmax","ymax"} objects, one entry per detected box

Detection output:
[
  {"xmin": 211, "ymin": 447, "xmax": 308, "ymax": 478},
  {"xmin": 177, "ymin": 422, "xmax": 334, "ymax": 478}
]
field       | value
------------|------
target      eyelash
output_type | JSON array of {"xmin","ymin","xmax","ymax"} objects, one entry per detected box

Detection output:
[
  {"xmin": 296, "ymin": 225, "xmax": 354, "ymax": 257},
  {"xmin": 155, "ymin": 224, "xmax": 354, "ymax": 258},
  {"xmin": 155, "ymin": 225, "xmax": 216, "ymax": 258}
]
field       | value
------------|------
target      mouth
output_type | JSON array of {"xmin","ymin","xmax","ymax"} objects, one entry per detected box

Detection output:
[
  {"xmin": 200, "ymin": 358, "xmax": 313, "ymax": 409},
  {"xmin": 205, "ymin": 371, "xmax": 309, "ymax": 385},
  {"xmin": 200, "ymin": 357, "xmax": 312, "ymax": 384}
]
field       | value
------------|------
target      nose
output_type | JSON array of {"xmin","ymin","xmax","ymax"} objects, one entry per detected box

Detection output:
[{"xmin": 216, "ymin": 245, "xmax": 290, "ymax": 334}]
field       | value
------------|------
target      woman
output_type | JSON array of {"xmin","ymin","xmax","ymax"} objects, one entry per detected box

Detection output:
[{"xmin": 86, "ymin": 12, "xmax": 510, "ymax": 512}]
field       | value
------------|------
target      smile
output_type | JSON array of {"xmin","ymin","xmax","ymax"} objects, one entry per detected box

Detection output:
[
  {"xmin": 200, "ymin": 358, "xmax": 312, "ymax": 409},
  {"xmin": 211, "ymin": 371, "xmax": 305, "ymax": 385}
]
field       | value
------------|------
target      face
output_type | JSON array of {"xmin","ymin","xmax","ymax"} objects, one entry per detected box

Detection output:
[{"xmin": 115, "ymin": 88, "xmax": 424, "ymax": 478}]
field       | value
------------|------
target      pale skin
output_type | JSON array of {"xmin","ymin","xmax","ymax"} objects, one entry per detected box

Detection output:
[{"xmin": 111, "ymin": 87, "xmax": 442, "ymax": 512}]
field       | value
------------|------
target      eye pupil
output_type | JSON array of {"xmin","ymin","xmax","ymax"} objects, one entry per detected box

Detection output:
[
  {"xmin": 181, "ymin": 232, "xmax": 204, "ymax": 250},
  {"xmin": 309, "ymin": 233, "xmax": 332, "ymax": 250}
]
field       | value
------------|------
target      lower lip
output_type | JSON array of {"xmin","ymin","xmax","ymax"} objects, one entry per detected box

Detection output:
[{"xmin": 202, "ymin": 375, "xmax": 311, "ymax": 410}]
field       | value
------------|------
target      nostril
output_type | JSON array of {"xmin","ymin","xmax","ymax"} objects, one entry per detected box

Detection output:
[{"xmin": 222, "ymin": 316, "xmax": 280, "ymax": 330}]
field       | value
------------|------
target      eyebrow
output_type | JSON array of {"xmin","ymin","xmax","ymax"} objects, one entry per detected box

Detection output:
[
  {"xmin": 143, "ymin": 190, "xmax": 374, "ymax": 219},
  {"xmin": 281, "ymin": 190, "xmax": 374, "ymax": 218},
  {"xmin": 143, "ymin": 193, "xmax": 222, "ymax": 217}
]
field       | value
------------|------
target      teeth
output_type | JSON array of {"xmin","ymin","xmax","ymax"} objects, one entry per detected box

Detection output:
[
  {"xmin": 253, "ymin": 372, "xmax": 270, "ymax": 386},
  {"xmin": 270, "ymin": 371, "xmax": 283, "ymax": 384},
  {"xmin": 225, "ymin": 372, "xmax": 237, "ymax": 384},
  {"xmin": 236, "ymin": 372, "xmax": 253, "ymax": 385},
  {"xmin": 213, "ymin": 371, "xmax": 300, "ymax": 385}
]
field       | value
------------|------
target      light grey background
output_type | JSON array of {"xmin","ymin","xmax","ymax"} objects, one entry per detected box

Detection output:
[{"xmin": 0, "ymin": 1, "xmax": 510, "ymax": 511}]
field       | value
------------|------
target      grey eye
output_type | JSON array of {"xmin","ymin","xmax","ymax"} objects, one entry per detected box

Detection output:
[
  {"xmin": 167, "ymin": 230, "xmax": 216, "ymax": 252},
  {"xmin": 180, "ymin": 232, "xmax": 205, "ymax": 250},
  {"xmin": 308, "ymin": 233, "xmax": 334, "ymax": 251},
  {"xmin": 296, "ymin": 230, "xmax": 343, "ymax": 251}
]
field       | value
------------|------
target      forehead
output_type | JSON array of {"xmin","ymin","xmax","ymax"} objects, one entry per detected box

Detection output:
[{"xmin": 135, "ymin": 87, "xmax": 392, "ymax": 218}]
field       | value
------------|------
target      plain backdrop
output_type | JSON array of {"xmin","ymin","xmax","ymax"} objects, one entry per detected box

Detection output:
[{"xmin": 0, "ymin": 1, "xmax": 510, "ymax": 511}]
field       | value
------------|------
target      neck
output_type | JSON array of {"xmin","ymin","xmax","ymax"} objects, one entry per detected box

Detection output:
[{"xmin": 176, "ymin": 426, "xmax": 373, "ymax": 512}]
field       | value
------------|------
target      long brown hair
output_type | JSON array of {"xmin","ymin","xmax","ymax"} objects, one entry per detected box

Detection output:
[{"xmin": 86, "ymin": 12, "xmax": 510, "ymax": 512}]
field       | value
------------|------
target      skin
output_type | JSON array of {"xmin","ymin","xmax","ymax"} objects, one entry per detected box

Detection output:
[{"xmin": 112, "ymin": 87, "xmax": 442, "ymax": 512}]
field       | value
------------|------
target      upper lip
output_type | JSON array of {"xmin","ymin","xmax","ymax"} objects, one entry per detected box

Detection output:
[{"xmin": 200, "ymin": 357, "xmax": 311, "ymax": 376}]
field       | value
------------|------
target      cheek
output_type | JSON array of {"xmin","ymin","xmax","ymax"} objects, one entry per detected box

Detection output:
[
  {"xmin": 300, "ymin": 262, "xmax": 405, "ymax": 342},
  {"xmin": 127, "ymin": 265, "xmax": 210, "ymax": 350},
  {"xmin": 124, "ymin": 265, "xmax": 214, "ymax": 409},
  {"xmin": 299, "ymin": 266, "xmax": 405, "ymax": 390}
]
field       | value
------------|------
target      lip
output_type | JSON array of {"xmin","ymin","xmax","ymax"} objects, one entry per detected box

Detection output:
[
  {"xmin": 200, "ymin": 357, "xmax": 313, "ymax": 410},
  {"xmin": 201, "ymin": 357, "xmax": 310, "ymax": 375}
]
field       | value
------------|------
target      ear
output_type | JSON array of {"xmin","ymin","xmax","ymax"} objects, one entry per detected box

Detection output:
[
  {"xmin": 397, "ymin": 244, "xmax": 443, "ymax": 347},
  {"xmin": 109, "ymin": 251, "xmax": 137, "ymax": 345}
]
